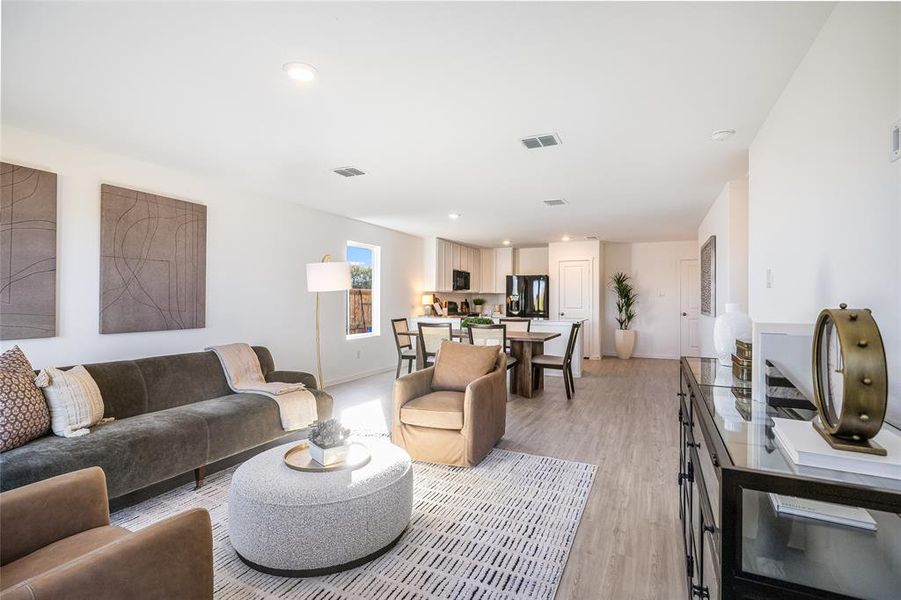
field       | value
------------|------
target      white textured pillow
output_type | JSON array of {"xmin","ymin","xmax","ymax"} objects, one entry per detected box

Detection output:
[{"xmin": 36, "ymin": 366, "xmax": 106, "ymax": 437}]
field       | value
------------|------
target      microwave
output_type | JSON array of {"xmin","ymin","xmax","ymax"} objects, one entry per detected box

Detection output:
[{"xmin": 452, "ymin": 269, "xmax": 470, "ymax": 291}]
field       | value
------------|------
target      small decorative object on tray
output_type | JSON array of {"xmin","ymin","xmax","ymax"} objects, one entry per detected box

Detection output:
[
  {"xmin": 283, "ymin": 441, "xmax": 371, "ymax": 473},
  {"xmin": 307, "ymin": 418, "xmax": 351, "ymax": 466},
  {"xmin": 735, "ymin": 339, "xmax": 752, "ymax": 361},
  {"xmin": 731, "ymin": 338, "xmax": 753, "ymax": 381}
]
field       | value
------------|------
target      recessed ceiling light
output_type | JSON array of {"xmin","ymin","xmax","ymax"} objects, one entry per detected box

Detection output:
[
  {"xmin": 561, "ymin": 235, "xmax": 571, "ymax": 242},
  {"xmin": 711, "ymin": 129, "xmax": 736, "ymax": 142},
  {"xmin": 283, "ymin": 62, "xmax": 317, "ymax": 82},
  {"xmin": 502, "ymin": 240, "xmax": 511, "ymax": 246},
  {"xmin": 448, "ymin": 213, "xmax": 461, "ymax": 220}
]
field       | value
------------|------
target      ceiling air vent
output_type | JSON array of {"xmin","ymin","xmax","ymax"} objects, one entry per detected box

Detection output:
[
  {"xmin": 333, "ymin": 167, "xmax": 366, "ymax": 177},
  {"xmin": 585, "ymin": 235, "xmax": 599, "ymax": 241},
  {"xmin": 521, "ymin": 132, "xmax": 562, "ymax": 149},
  {"xmin": 543, "ymin": 199, "xmax": 568, "ymax": 207}
]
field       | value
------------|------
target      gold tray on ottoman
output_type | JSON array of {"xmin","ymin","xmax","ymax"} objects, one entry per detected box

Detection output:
[{"xmin": 283, "ymin": 442, "xmax": 371, "ymax": 473}]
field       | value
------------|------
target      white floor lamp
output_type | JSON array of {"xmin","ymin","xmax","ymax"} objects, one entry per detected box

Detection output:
[{"xmin": 306, "ymin": 254, "xmax": 351, "ymax": 390}]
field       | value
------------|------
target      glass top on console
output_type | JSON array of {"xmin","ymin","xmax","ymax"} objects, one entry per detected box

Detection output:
[{"xmin": 683, "ymin": 357, "xmax": 901, "ymax": 493}]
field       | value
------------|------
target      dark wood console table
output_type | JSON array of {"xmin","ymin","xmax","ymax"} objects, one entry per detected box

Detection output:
[{"xmin": 678, "ymin": 357, "xmax": 901, "ymax": 600}]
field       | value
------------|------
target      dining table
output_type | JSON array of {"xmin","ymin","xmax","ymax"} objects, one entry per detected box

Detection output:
[{"xmin": 395, "ymin": 328, "xmax": 560, "ymax": 398}]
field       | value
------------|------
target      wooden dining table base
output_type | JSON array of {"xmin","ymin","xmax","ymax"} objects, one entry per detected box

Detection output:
[{"xmin": 510, "ymin": 339, "xmax": 547, "ymax": 398}]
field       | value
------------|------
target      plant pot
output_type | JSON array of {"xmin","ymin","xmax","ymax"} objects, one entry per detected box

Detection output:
[
  {"xmin": 713, "ymin": 303, "xmax": 752, "ymax": 366},
  {"xmin": 308, "ymin": 440, "xmax": 350, "ymax": 466},
  {"xmin": 615, "ymin": 329, "xmax": 636, "ymax": 359}
]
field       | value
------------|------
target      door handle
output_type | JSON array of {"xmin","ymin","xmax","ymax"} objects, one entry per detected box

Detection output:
[
  {"xmin": 560, "ymin": 312, "xmax": 565, "ymax": 316},
  {"xmin": 682, "ymin": 312, "xmax": 687, "ymax": 316}
]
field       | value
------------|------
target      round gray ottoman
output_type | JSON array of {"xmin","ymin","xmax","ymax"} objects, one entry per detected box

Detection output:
[{"xmin": 228, "ymin": 439, "xmax": 413, "ymax": 576}]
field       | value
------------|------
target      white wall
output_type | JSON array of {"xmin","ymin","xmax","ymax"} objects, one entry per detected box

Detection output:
[
  {"xmin": 748, "ymin": 3, "xmax": 901, "ymax": 423},
  {"xmin": 603, "ymin": 241, "xmax": 697, "ymax": 359},
  {"xmin": 0, "ymin": 125, "xmax": 424, "ymax": 385},
  {"xmin": 514, "ymin": 247, "xmax": 549, "ymax": 276},
  {"xmin": 696, "ymin": 177, "xmax": 749, "ymax": 356},
  {"xmin": 548, "ymin": 240, "xmax": 602, "ymax": 358}
]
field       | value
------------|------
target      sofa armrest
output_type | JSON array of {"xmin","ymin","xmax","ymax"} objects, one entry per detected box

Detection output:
[
  {"xmin": 1, "ymin": 467, "xmax": 109, "ymax": 566},
  {"xmin": 5, "ymin": 508, "xmax": 214, "ymax": 600},
  {"xmin": 391, "ymin": 367, "xmax": 434, "ymax": 435},
  {"xmin": 266, "ymin": 369, "xmax": 318, "ymax": 390}
]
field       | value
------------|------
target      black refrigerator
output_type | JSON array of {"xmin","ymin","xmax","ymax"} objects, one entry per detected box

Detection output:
[{"xmin": 505, "ymin": 275, "xmax": 549, "ymax": 319}]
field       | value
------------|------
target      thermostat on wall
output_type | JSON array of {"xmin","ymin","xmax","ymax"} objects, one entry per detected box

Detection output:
[{"xmin": 892, "ymin": 119, "xmax": 900, "ymax": 162}]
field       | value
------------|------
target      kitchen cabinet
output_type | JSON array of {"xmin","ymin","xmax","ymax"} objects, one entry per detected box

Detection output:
[
  {"xmin": 424, "ymin": 238, "xmax": 482, "ymax": 292},
  {"xmin": 495, "ymin": 247, "xmax": 513, "ymax": 293},
  {"xmin": 481, "ymin": 249, "xmax": 496, "ymax": 294}
]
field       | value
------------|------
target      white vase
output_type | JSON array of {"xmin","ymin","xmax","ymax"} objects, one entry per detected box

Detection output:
[
  {"xmin": 614, "ymin": 329, "xmax": 636, "ymax": 359},
  {"xmin": 713, "ymin": 303, "xmax": 752, "ymax": 366},
  {"xmin": 308, "ymin": 440, "xmax": 349, "ymax": 466}
]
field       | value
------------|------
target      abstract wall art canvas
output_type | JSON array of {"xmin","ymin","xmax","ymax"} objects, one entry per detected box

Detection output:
[
  {"xmin": 100, "ymin": 184, "xmax": 206, "ymax": 334},
  {"xmin": 1, "ymin": 162, "xmax": 57, "ymax": 340},
  {"xmin": 700, "ymin": 235, "xmax": 716, "ymax": 317}
]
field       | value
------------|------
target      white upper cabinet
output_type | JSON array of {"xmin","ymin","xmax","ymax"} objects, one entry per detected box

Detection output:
[
  {"xmin": 481, "ymin": 249, "xmax": 496, "ymax": 294},
  {"xmin": 495, "ymin": 247, "xmax": 513, "ymax": 294},
  {"xmin": 425, "ymin": 238, "xmax": 483, "ymax": 292}
]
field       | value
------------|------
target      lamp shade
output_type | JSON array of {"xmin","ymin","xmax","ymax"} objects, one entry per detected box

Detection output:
[
  {"xmin": 421, "ymin": 294, "xmax": 433, "ymax": 305},
  {"xmin": 306, "ymin": 261, "xmax": 351, "ymax": 292}
]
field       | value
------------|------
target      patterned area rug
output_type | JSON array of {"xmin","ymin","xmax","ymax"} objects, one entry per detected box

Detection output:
[{"xmin": 112, "ymin": 447, "xmax": 596, "ymax": 599}]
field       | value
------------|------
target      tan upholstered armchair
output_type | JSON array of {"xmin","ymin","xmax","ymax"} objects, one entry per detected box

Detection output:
[
  {"xmin": 391, "ymin": 341, "xmax": 507, "ymax": 467},
  {"xmin": 0, "ymin": 468, "xmax": 213, "ymax": 600}
]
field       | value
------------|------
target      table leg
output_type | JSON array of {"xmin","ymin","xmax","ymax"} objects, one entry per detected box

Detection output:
[
  {"xmin": 530, "ymin": 341, "xmax": 545, "ymax": 394},
  {"xmin": 511, "ymin": 340, "xmax": 534, "ymax": 398}
]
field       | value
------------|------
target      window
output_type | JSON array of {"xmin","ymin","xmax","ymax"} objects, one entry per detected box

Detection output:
[{"xmin": 346, "ymin": 241, "xmax": 380, "ymax": 338}]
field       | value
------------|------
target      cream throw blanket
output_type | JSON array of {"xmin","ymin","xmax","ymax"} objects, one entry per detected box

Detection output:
[{"xmin": 207, "ymin": 343, "xmax": 317, "ymax": 431}]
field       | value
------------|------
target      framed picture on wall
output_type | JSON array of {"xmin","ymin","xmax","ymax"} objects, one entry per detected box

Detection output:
[{"xmin": 700, "ymin": 235, "xmax": 716, "ymax": 317}]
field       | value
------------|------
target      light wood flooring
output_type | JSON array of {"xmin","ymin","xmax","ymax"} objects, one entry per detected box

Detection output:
[{"xmin": 328, "ymin": 358, "xmax": 686, "ymax": 599}]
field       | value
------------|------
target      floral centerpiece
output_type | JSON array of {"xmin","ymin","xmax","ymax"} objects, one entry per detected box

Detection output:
[{"xmin": 307, "ymin": 419, "xmax": 351, "ymax": 466}]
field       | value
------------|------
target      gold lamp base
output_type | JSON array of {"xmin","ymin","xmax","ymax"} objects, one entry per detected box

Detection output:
[{"xmin": 812, "ymin": 420, "xmax": 887, "ymax": 456}]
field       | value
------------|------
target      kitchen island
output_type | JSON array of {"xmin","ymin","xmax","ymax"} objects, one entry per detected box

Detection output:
[{"xmin": 410, "ymin": 316, "xmax": 586, "ymax": 378}]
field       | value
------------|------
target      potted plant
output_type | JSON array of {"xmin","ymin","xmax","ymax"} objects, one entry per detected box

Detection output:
[
  {"xmin": 461, "ymin": 316, "xmax": 493, "ymax": 328},
  {"xmin": 609, "ymin": 272, "xmax": 638, "ymax": 359},
  {"xmin": 472, "ymin": 297, "xmax": 486, "ymax": 314},
  {"xmin": 307, "ymin": 419, "xmax": 351, "ymax": 465}
]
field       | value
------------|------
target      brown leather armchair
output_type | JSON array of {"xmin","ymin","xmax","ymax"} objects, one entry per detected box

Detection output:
[
  {"xmin": 0, "ymin": 467, "xmax": 213, "ymax": 600},
  {"xmin": 392, "ymin": 341, "xmax": 507, "ymax": 467}
]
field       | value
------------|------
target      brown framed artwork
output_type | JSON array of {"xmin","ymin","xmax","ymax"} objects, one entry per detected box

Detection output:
[
  {"xmin": 100, "ymin": 184, "xmax": 206, "ymax": 334},
  {"xmin": 700, "ymin": 235, "xmax": 716, "ymax": 317},
  {"xmin": 1, "ymin": 162, "xmax": 57, "ymax": 340}
]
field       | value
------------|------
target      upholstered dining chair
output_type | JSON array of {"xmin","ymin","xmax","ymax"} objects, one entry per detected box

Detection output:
[
  {"xmin": 531, "ymin": 321, "xmax": 582, "ymax": 400},
  {"xmin": 392, "ymin": 341, "xmax": 506, "ymax": 467},
  {"xmin": 467, "ymin": 323, "xmax": 519, "ymax": 393},
  {"xmin": 417, "ymin": 322, "xmax": 452, "ymax": 367},
  {"xmin": 391, "ymin": 318, "xmax": 417, "ymax": 378},
  {"xmin": 498, "ymin": 318, "xmax": 530, "ymax": 351}
]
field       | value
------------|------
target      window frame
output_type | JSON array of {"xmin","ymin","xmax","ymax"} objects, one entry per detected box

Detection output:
[{"xmin": 345, "ymin": 240, "xmax": 380, "ymax": 340}]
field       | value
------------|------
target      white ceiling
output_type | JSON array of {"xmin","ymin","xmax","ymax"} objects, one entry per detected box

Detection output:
[{"xmin": 1, "ymin": 2, "xmax": 833, "ymax": 247}]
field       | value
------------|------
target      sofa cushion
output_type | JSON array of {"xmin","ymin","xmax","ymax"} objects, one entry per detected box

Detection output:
[
  {"xmin": 431, "ymin": 341, "xmax": 499, "ymax": 392},
  {"xmin": 0, "ymin": 525, "xmax": 129, "ymax": 590},
  {"xmin": 0, "ymin": 370, "xmax": 50, "ymax": 452},
  {"xmin": 0, "ymin": 407, "xmax": 208, "ymax": 498},
  {"xmin": 177, "ymin": 394, "xmax": 284, "ymax": 462},
  {"xmin": 37, "ymin": 366, "xmax": 106, "ymax": 438},
  {"xmin": 400, "ymin": 391, "xmax": 465, "ymax": 430}
]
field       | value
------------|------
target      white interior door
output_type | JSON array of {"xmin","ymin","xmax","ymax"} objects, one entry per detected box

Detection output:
[
  {"xmin": 558, "ymin": 259, "xmax": 592, "ymax": 354},
  {"xmin": 680, "ymin": 259, "xmax": 701, "ymax": 357}
]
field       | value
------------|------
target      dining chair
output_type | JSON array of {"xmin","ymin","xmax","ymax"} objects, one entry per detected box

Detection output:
[
  {"xmin": 417, "ymin": 322, "xmax": 453, "ymax": 367},
  {"xmin": 467, "ymin": 323, "xmax": 519, "ymax": 393},
  {"xmin": 531, "ymin": 321, "xmax": 582, "ymax": 400},
  {"xmin": 498, "ymin": 318, "xmax": 530, "ymax": 352},
  {"xmin": 391, "ymin": 318, "xmax": 417, "ymax": 378}
]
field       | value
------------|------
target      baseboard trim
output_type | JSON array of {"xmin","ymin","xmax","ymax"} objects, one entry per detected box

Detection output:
[
  {"xmin": 602, "ymin": 352, "xmax": 680, "ymax": 360},
  {"xmin": 324, "ymin": 365, "xmax": 395, "ymax": 387}
]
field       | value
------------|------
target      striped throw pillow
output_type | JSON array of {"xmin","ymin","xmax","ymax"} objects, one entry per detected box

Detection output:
[{"xmin": 36, "ymin": 366, "xmax": 106, "ymax": 437}]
